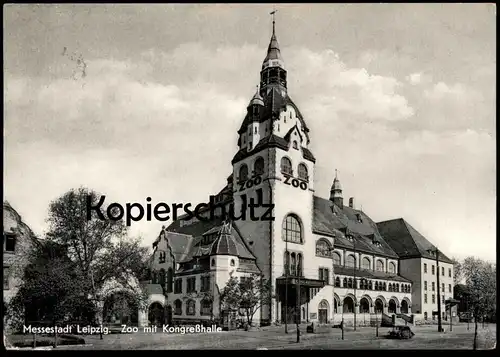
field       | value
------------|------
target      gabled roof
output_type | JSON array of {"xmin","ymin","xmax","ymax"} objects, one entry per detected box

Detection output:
[
  {"xmin": 376, "ymin": 218, "xmax": 453, "ymax": 264},
  {"xmin": 164, "ymin": 216, "xmax": 256, "ymax": 263},
  {"xmin": 283, "ymin": 124, "xmax": 303, "ymax": 143},
  {"xmin": 312, "ymin": 196, "xmax": 399, "ymax": 258}
]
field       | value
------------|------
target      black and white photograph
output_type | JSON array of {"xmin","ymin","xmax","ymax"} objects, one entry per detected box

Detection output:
[{"xmin": 3, "ymin": 3, "xmax": 496, "ymax": 350}]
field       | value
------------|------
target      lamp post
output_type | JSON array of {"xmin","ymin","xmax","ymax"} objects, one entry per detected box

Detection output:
[
  {"xmin": 285, "ymin": 237, "xmax": 289, "ymax": 334},
  {"xmin": 352, "ymin": 234, "xmax": 357, "ymax": 331},
  {"xmin": 427, "ymin": 248, "xmax": 443, "ymax": 332}
]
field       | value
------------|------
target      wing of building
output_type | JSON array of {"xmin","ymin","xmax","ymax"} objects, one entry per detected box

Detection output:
[
  {"xmin": 143, "ymin": 19, "xmax": 456, "ymax": 328},
  {"xmin": 3, "ymin": 201, "xmax": 41, "ymax": 330}
]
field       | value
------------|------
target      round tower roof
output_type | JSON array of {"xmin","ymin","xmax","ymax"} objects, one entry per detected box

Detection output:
[
  {"xmin": 249, "ymin": 90, "xmax": 264, "ymax": 107},
  {"xmin": 210, "ymin": 222, "xmax": 239, "ymax": 256}
]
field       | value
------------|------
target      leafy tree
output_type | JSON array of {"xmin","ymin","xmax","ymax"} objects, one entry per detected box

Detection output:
[
  {"xmin": 218, "ymin": 275, "xmax": 241, "ymax": 314},
  {"xmin": 238, "ymin": 274, "xmax": 273, "ymax": 327},
  {"xmin": 461, "ymin": 257, "xmax": 496, "ymax": 349},
  {"xmin": 451, "ymin": 257, "xmax": 464, "ymax": 283},
  {"xmin": 7, "ymin": 240, "xmax": 95, "ymax": 331},
  {"xmin": 45, "ymin": 187, "xmax": 151, "ymax": 320}
]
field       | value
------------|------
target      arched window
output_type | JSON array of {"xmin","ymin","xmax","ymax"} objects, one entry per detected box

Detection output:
[
  {"xmin": 389, "ymin": 284, "xmax": 393, "ymax": 292},
  {"xmin": 298, "ymin": 163, "xmax": 308, "ymax": 181},
  {"xmin": 362, "ymin": 257, "xmax": 371, "ymax": 270},
  {"xmin": 346, "ymin": 254, "xmax": 356, "ymax": 268},
  {"xmin": 174, "ymin": 300, "xmax": 182, "ymax": 315},
  {"xmin": 152, "ymin": 271, "xmax": 158, "ymax": 284},
  {"xmin": 239, "ymin": 164, "xmax": 248, "ymax": 182},
  {"xmin": 335, "ymin": 277, "xmax": 341, "ymax": 287},
  {"xmin": 280, "ymin": 157, "xmax": 293, "ymax": 175},
  {"xmin": 254, "ymin": 157, "xmax": 265, "ymax": 176},
  {"xmin": 348, "ymin": 278, "xmax": 353, "ymax": 288},
  {"xmin": 186, "ymin": 300, "xmax": 196, "ymax": 316},
  {"xmin": 166, "ymin": 268, "xmax": 173, "ymax": 293},
  {"xmin": 375, "ymin": 281, "xmax": 379, "ymax": 290},
  {"xmin": 211, "ymin": 259, "xmax": 215, "ymax": 267},
  {"xmin": 201, "ymin": 299, "xmax": 212, "ymax": 316},
  {"xmin": 376, "ymin": 260, "xmax": 384, "ymax": 272},
  {"xmin": 230, "ymin": 259, "xmax": 235, "ymax": 267},
  {"xmin": 343, "ymin": 278, "xmax": 347, "ymax": 287},
  {"xmin": 368, "ymin": 281, "xmax": 373, "ymax": 290},
  {"xmin": 388, "ymin": 262, "xmax": 396, "ymax": 274},
  {"xmin": 315, "ymin": 239, "xmax": 331, "ymax": 258},
  {"xmin": 332, "ymin": 252, "xmax": 341, "ymax": 265},
  {"xmin": 293, "ymin": 141, "xmax": 298, "ymax": 149},
  {"xmin": 282, "ymin": 214, "xmax": 302, "ymax": 243}
]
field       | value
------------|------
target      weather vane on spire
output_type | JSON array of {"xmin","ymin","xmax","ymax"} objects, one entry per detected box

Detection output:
[{"xmin": 270, "ymin": 7, "xmax": 277, "ymax": 34}]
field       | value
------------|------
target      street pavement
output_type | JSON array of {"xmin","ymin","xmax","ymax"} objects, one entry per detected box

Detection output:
[{"xmin": 49, "ymin": 323, "xmax": 495, "ymax": 350}]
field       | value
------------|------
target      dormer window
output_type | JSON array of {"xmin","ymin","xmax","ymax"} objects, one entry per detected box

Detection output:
[
  {"xmin": 249, "ymin": 142, "xmax": 253, "ymax": 150},
  {"xmin": 293, "ymin": 141, "xmax": 298, "ymax": 149},
  {"xmin": 254, "ymin": 127, "xmax": 258, "ymax": 134},
  {"xmin": 356, "ymin": 214, "xmax": 362, "ymax": 223}
]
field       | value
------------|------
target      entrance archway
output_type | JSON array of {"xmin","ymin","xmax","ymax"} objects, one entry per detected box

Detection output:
[
  {"xmin": 343, "ymin": 296, "xmax": 355, "ymax": 313},
  {"xmin": 148, "ymin": 302, "xmax": 165, "ymax": 327},
  {"xmin": 103, "ymin": 291, "xmax": 139, "ymax": 325},
  {"xmin": 360, "ymin": 298, "xmax": 370, "ymax": 313},
  {"xmin": 318, "ymin": 300, "xmax": 329, "ymax": 324},
  {"xmin": 375, "ymin": 298, "xmax": 384, "ymax": 313},
  {"xmin": 401, "ymin": 300, "xmax": 409, "ymax": 314},
  {"xmin": 388, "ymin": 299, "xmax": 397, "ymax": 314}
]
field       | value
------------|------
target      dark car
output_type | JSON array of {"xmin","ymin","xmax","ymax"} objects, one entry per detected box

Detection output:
[{"xmin": 388, "ymin": 325, "xmax": 415, "ymax": 339}]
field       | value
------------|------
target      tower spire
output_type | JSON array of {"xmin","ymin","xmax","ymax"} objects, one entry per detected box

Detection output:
[{"xmin": 330, "ymin": 169, "xmax": 344, "ymax": 208}]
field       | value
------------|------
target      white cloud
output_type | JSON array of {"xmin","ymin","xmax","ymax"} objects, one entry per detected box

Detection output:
[{"xmin": 3, "ymin": 43, "xmax": 496, "ymax": 260}]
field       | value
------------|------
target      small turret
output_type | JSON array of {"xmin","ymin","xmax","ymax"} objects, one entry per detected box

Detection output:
[{"xmin": 330, "ymin": 169, "xmax": 343, "ymax": 208}]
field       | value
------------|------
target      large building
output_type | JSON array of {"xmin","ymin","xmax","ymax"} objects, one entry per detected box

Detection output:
[{"xmin": 143, "ymin": 20, "xmax": 456, "ymax": 327}]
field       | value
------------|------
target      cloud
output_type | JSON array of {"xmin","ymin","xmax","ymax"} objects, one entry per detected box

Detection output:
[
  {"xmin": 3, "ymin": 42, "xmax": 495, "ymax": 260},
  {"xmin": 405, "ymin": 72, "xmax": 432, "ymax": 85}
]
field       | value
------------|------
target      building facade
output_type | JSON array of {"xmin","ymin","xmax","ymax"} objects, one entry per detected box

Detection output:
[{"xmin": 140, "ymin": 21, "xmax": 455, "ymax": 327}]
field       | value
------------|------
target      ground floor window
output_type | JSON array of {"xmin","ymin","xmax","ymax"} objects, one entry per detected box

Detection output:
[
  {"xmin": 201, "ymin": 300, "xmax": 212, "ymax": 316},
  {"xmin": 174, "ymin": 300, "xmax": 182, "ymax": 315},
  {"xmin": 186, "ymin": 300, "xmax": 196, "ymax": 316}
]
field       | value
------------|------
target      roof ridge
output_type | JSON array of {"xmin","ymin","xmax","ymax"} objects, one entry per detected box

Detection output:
[
  {"xmin": 399, "ymin": 218, "xmax": 424, "ymax": 256},
  {"xmin": 165, "ymin": 231, "xmax": 193, "ymax": 238}
]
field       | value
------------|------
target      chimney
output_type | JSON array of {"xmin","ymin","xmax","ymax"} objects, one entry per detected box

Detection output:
[{"xmin": 349, "ymin": 197, "xmax": 354, "ymax": 208}]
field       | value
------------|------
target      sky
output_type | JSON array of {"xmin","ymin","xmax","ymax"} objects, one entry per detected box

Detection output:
[{"xmin": 4, "ymin": 4, "xmax": 496, "ymax": 262}]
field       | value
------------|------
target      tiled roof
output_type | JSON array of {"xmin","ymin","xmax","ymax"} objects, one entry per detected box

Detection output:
[
  {"xmin": 210, "ymin": 222, "xmax": 239, "ymax": 256},
  {"xmin": 312, "ymin": 196, "xmax": 399, "ymax": 258},
  {"xmin": 165, "ymin": 217, "xmax": 256, "ymax": 264},
  {"xmin": 376, "ymin": 218, "xmax": 453, "ymax": 264},
  {"xmin": 333, "ymin": 265, "xmax": 412, "ymax": 283}
]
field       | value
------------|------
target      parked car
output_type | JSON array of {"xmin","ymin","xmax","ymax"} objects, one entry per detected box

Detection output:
[{"xmin": 388, "ymin": 325, "xmax": 415, "ymax": 339}]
